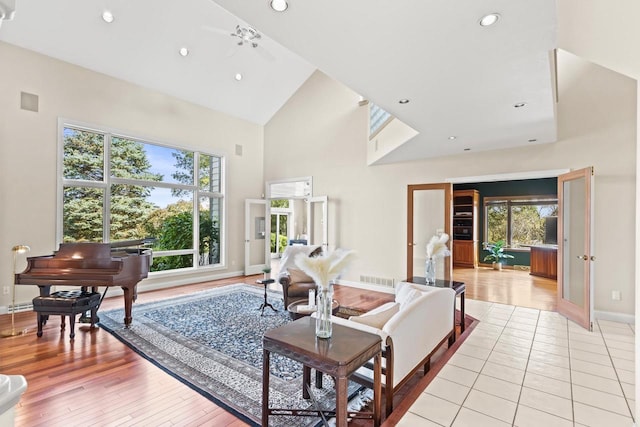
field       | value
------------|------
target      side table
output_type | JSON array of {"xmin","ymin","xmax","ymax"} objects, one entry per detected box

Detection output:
[
  {"xmin": 262, "ymin": 317, "xmax": 382, "ymax": 427},
  {"xmin": 411, "ymin": 277, "xmax": 465, "ymax": 343},
  {"xmin": 256, "ymin": 278, "xmax": 277, "ymax": 315}
]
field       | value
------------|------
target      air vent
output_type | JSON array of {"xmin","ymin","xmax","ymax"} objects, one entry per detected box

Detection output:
[{"xmin": 359, "ymin": 275, "xmax": 396, "ymax": 288}]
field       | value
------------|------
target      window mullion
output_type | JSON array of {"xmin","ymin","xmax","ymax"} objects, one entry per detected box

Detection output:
[{"xmin": 104, "ymin": 133, "xmax": 112, "ymax": 242}]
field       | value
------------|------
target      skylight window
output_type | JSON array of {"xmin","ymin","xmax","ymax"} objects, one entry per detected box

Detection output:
[{"xmin": 369, "ymin": 103, "xmax": 393, "ymax": 139}]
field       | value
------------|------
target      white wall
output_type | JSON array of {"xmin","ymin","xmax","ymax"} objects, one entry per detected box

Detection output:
[
  {"xmin": 0, "ymin": 42, "xmax": 264, "ymax": 309},
  {"xmin": 264, "ymin": 54, "xmax": 636, "ymax": 315}
]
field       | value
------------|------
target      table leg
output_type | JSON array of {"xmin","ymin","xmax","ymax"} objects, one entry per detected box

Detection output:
[
  {"xmin": 460, "ymin": 291, "xmax": 466, "ymax": 334},
  {"xmin": 373, "ymin": 352, "xmax": 382, "ymax": 427},
  {"xmin": 262, "ymin": 349, "xmax": 270, "ymax": 427},
  {"xmin": 335, "ymin": 376, "xmax": 348, "ymax": 427},
  {"xmin": 303, "ymin": 365, "xmax": 311, "ymax": 399}
]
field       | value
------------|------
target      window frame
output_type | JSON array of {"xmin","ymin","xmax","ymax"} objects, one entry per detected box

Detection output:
[
  {"xmin": 483, "ymin": 194, "xmax": 558, "ymax": 250},
  {"xmin": 57, "ymin": 118, "xmax": 226, "ymax": 274}
]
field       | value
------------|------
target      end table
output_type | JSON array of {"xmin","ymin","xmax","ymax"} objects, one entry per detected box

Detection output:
[{"xmin": 257, "ymin": 278, "xmax": 277, "ymax": 315}]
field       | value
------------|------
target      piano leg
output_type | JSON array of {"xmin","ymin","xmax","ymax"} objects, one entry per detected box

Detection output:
[{"xmin": 122, "ymin": 286, "xmax": 134, "ymax": 327}]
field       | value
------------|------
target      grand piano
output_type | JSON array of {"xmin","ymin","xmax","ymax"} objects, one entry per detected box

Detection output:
[{"xmin": 15, "ymin": 240, "xmax": 152, "ymax": 326}]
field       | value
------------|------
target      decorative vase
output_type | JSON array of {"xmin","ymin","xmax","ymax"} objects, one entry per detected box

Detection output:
[
  {"xmin": 263, "ymin": 272, "xmax": 270, "ymax": 281},
  {"xmin": 425, "ymin": 258, "xmax": 436, "ymax": 284},
  {"xmin": 493, "ymin": 262, "xmax": 502, "ymax": 271},
  {"xmin": 315, "ymin": 280, "xmax": 334, "ymax": 339}
]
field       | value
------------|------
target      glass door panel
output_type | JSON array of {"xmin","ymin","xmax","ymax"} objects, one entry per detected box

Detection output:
[
  {"xmin": 244, "ymin": 199, "xmax": 268, "ymax": 275},
  {"xmin": 557, "ymin": 167, "xmax": 593, "ymax": 329},
  {"xmin": 407, "ymin": 184, "xmax": 452, "ymax": 281}
]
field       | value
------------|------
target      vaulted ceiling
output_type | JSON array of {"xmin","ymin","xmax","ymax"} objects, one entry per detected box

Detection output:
[{"xmin": 0, "ymin": 0, "xmax": 558, "ymax": 162}]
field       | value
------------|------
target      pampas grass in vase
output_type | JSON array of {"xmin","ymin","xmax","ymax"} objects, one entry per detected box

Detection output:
[{"xmin": 295, "ymin": 249, "xmax": 356, "ymax": 338}]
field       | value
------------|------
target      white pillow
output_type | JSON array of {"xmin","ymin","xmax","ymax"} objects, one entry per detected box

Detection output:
[
  {"xmin": 399, "ymin": 289, "xmax": 423, "ymax": 311},
  {"xmin": 349, "ymin": 303, "xmax": 400, "ymax": 329}
]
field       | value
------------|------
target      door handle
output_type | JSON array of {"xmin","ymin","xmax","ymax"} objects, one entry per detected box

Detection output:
[
  {"xmin": 576, "ymin": 255, "xmax": 588, "ymax": 260},
  {"xmin": 590, "ymin": 256, "xmax": 596, "ymax": 261}
]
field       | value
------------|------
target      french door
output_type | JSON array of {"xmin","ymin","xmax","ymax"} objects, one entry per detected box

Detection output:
[
  {"xmin": 244, "ymin": 199, "xmax": 269, "ymax": 275},
  {"xmin": 406, "ymin": 184, "xmax": 453, "ymax": 281},
  {"xmin": 557, "ymin": 167, "xmax": 594, "ymax": 330}
]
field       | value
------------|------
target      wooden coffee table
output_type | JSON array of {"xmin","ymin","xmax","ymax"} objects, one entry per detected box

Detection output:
[{"xmin": 262, "ymin": 317, "xmax": 382, "ymax": 427}]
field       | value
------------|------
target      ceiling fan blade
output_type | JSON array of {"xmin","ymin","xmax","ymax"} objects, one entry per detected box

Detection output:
[
  {"xmin": 255, "ymin": 45, "xmax": 276, "ymax": 62},
  {"xmin": 202, "ymin": 24, "xmax": 233, "ymax": 37}
]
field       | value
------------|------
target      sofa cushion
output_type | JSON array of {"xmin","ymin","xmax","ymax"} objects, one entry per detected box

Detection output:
[
  {"xmin": 349, "ymin": 302, "xmax": 400, "ymax": 329},
  {"xmin": 288, "ymin": 267, "xmax": 314, "ymax": 284}
]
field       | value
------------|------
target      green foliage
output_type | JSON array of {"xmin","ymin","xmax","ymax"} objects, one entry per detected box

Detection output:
[
  {"xmin": 486, "ymin": 205, "xmax": 507, "ymax": 243},
  {"xmin": 483, "ymin": 240, "xmax": 515, "ymax": 264},
  {"xmin": 171, "ymin": 151, "xmax": 221, "ymax": 196},
  {"xmin": 270, "ymin": 199, "xmax": 289, "ymax": 208},
  {"xmin": 270, "ymin": 233, "xmax": 287, "ymax": 254},
  {"xmin": 151, "ymin": 208, "xmax": 220, "ymax": 271},
  {"xmin": 63, "ymin": 129, "xmax": 161, "ymax": 242}
]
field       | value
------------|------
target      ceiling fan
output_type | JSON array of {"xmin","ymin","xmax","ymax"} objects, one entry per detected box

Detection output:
[
  {"xmin": 203, "ymin": 23, "xmax": 275, "ymax": 61},
  {"xmin": 231, "ymin": 25, "xmax": 261, "ymax": 48}
]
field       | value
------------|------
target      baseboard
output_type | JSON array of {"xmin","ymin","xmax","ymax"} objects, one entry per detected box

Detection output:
[
  {"xmin": 594, "ymin": 310, "xmax": 635, "ymax": 324},
  {"xmin": 337, "ymin": 279, "xmax": 395, "ymax": 294}
]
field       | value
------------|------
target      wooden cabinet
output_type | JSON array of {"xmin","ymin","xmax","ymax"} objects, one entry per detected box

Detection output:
[
  {"xmin": 452, "ymin": 190, "xmax": 479, "ymax": 268},
  {"xmin": 453, "ymin": 240, "xmax": 477, "ymax": 267},
  {"xmin": 530, "ymin": 246, "xmax": 558, "ymax": 279}
]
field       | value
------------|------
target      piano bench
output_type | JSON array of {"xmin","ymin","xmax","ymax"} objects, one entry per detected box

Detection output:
[{"xmin": 32, "ymin": 290, "xmax": 101, "ymax": 340}]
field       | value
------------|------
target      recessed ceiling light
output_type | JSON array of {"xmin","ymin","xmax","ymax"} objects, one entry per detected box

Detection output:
[
  {"xmin": 102, "ymin": 10, "xmax": 114, "ymax": 23},
  {"xmin": 448, "ymin": 136, "xmax": 457, "ymax": 140},
  {"xmin": 479, "ymin": 13, "xmax": 500, "ymax": 27},
  {"xmin": 234, "ymin": 73, "xmax": 243, "ymax": 81},
  {"xmin": 398, "ymin": 99, "xmax": 410, "ymax": 104},
  {"xmin": 179, "ymin": 47, "xmax": 189, "ymax": 57},
  {"xmin": 528, "ymin": 139, "xmax": 537, "ymax": 142},
  {"xmin": 270, "ymin": 0, "xmax": 288, "ymax": 12},
  {"xmin": 464, "ymin": 148, "xmax": 471, "ymax": 151},
  {"xmin": 514, "ymin": 102, "xmax": 526, "ymax": 108}
]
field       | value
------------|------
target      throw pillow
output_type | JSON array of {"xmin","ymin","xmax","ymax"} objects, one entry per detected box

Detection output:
[
  {"xmin": 399, "ymin": 288, "xmax": 423, "ymax": 310},
  {"xmin": 349, "ymin": 303, "xmax": 400, "ymax": 329},
  {"xmin": 288, "ymin": 268, "xmax": 315, "ymax": 283}
]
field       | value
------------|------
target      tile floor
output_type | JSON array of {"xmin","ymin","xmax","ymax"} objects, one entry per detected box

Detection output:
[{"xmin": 398, "ymin": 299, "xmax": 636, "ymax": 427}]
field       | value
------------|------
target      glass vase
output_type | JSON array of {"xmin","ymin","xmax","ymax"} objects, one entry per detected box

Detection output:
[
  {"xmin": 315, "ymin": 280, "xmax": 334, "ymax": 339},
  {"xmin": 425, "ymin": 258, "xmax": 436, "ymax": 284}
]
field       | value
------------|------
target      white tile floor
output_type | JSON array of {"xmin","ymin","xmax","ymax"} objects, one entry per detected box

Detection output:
[{"xmin": 397, "ymin": 299, "xmax": 636, "ymax": 427}]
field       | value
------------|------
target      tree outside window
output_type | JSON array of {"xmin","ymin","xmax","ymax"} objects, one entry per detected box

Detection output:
[
  {"xmin": 61, "ymin": 125, "xmax": 223, "ymax": 272},
  {"xmin": 485, "ymin": 197, "xmax": 557, "ymax": 248}
]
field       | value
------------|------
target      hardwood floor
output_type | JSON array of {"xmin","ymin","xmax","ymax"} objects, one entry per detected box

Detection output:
[
  {"xmin": 0, "ymin": 275, "xmax": 394, "ymax": 427},
  {"xmin": 453, "ymin": 265, "xmax": 558, "ymax": 312}
]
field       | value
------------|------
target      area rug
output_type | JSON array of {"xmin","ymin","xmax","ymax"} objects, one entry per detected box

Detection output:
[{"xmin": 98, "ymin": 284, "xmax": 366, "ymax": 427}]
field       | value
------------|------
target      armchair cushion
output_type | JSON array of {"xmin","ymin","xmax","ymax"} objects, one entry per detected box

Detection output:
[
  {"xmin": 349, "ymin": 302, "xmax": 399, "ymax": 329},
  {"xmin": 288, "ymin": 268, "xmax": 314, "ymax": 284}
]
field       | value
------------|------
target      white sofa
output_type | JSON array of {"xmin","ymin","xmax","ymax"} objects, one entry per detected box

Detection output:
[{"xmin": 328, "ymin": 281, "xmax": 456, "ymax": 415}]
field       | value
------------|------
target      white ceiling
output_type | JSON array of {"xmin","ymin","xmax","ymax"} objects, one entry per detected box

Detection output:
[{"xmin": 0, "ymin": 0, "xmax": 558, "ymax": 162}]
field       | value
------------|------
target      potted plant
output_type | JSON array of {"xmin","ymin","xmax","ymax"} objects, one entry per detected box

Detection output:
[
  {"xmin": 483, "ymin": 240, "xmax": 514, "ymax": 271},
  {"xmin": 262, "ymin": 266, "xmax": 271, "ymax": 281}
]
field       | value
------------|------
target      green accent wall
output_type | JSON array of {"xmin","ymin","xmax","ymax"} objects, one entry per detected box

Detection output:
[{"xmin": 454, "ymin": 178, "xmax": 557, "ymax": 266}]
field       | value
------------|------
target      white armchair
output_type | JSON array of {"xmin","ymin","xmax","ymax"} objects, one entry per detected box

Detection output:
[{"xmin": 328, "ymin": 281, "xmax": 456, "ymax": 415}]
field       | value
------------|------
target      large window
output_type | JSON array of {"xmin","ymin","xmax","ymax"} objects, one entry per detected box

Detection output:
[
  {"xmin": 59, "ymin": 123, "xmax": 224, "ymax": 272},
  {"xmin": 484, "ymin": 196, "xmax": 557, "ymax": 248}
]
